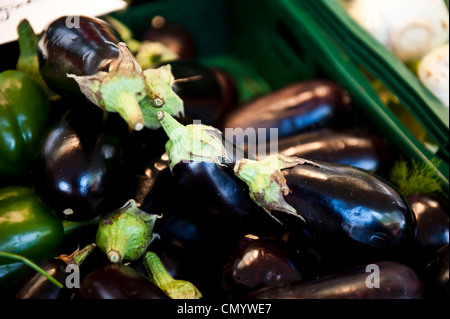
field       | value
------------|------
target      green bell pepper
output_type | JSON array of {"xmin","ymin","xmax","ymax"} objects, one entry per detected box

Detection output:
[
  {"xmin": 0, "ymin": 70, "xmax": 50, "ymax": 181},
  {"xmin": 0, "ymin": 185, "xmax": 64, "ymax": 290}
]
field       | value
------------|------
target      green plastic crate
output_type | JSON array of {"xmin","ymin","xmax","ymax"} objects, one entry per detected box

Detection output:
[{"xmin": 112, "ymin": 0, "xmax": 449, "ymax": 197}]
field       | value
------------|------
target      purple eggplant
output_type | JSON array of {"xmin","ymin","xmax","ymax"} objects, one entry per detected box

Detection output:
[
  {"xmin": 271, "ymin": 128, "xmax": 394, "ymax": 174},
  {"xmin": 223, "ymin": 80, "xmax": 352, "ymax": 146},
  {"xmin": 31, "ymin": 100, "xmax": 134, "ymax": 221},
  {"xmin": 156, "ymin": 111, "xmax": 283, "ymax": 249},
  {"xmin": 234, "ymin": 155, "xmax": 417, "ymax": 254},
  {"xmin": 38, "ymin": 15, "xmax": 149, "ymax": 131},
  {"xmin": 38, "ymin": 15, "xmax": 120, "ymax": 96},
  {"xmin": 245, "ymin": 261, "xmax": 424, "ymax": 299},
  {"xmin": 407, "ymin": 194, "xmax": 449, "ymax": 254},
  {"xmin": 221, "ymin": 234, "xmax": 314, "ymax": 298},
  {"xmin": 76, "ymin": 263, "xmax": 169, "ymax": 299},
  {"xmin": 13, "ymin": 244, "xmax": 96, "ymax": 299}
]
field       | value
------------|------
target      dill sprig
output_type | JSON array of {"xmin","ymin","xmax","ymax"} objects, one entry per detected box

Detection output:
[{"xmin": 389, "ymin": 158, "xmax": 443, "ymax": 197}]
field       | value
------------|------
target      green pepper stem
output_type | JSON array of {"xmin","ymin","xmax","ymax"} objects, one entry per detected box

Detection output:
[
  {"xmin": 143, "ymin": 251, "xmax": 202, "ymax": 299},
  {"xmin": 0, "ymin": 251, "xmax": 63, "ymax": 288},
  {"xmin": 16, "ymin": 19, "xmax": 55, "ymax": 97}
]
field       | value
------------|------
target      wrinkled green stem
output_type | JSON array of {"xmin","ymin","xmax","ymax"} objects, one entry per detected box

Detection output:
[
  {"xmin": 59, "ymin": 243, "xmax": 97, "ymax": 266},
  {"xmin": 105, "ymin": 88, "xmax": 145, "ymax": 131},
  {"xmin": 143, "ymin": 251, "xmax": 202, "ymax": 299},
  {"xmin": 0, "ymin": 251, "xmax": 63, "ymax": 288}
]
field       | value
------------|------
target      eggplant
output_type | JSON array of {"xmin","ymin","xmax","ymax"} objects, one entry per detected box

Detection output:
[
  {"xmin": 76, "ymin": 263, "xmax": 169, "ymax": 299},
  {"xmin": 153, "ymin": 59, "xmax": 238, "ymax": 128},
  {"xmin": 423, "ymin": 244, "xmax": 449, "ymax": 299},
  {"xmin": 31, "ymin": 101, "xmax": 134, "ymax": 221},
  {"xmin": 221, "ymin": 234, "xmax": 314, "ymax": 298},
  {"xmin": 156, "ymin": 111, "xmax": 283, "ymax": 251},
  {"xmin": 38, "ymin": 15, "xmax": 148, "ymax": 131},
  {"xmin": 407, "ymin": 194, "xmax": 449, "ymax": 254},
  {"xmin": 223, "ymin": 80, "xmax": 352, "ymax": 146},
  {"xmin": 269, "ymin": 128, "xmax": 394, "ymax": 174},
  {"xmin": 234, "ymin": 155, "xmax": 417, "ymax": 253},
  {"xmin": 13, "ymin": 244, "xmax": 96, "ymax": 299},
  {"xmin": 38, "ymin": 15, "xmax": 120, "ymax": 96},
  {"xmin": 245, "ymin": 261, "xmax": 424, "ymax": 299}
]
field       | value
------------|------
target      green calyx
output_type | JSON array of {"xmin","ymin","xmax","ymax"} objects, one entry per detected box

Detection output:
[
  {"xmin": 234, "ymin": 154, "xmax": 308, "ymax": 223},
  {"xmin": 140, "ymin": 64, "xmax": 184, "ymax": 129},
  {"xmin": 67, "ymin": 42, "xmax": 147, "ymax": 131},
  {"xmin": 156, "ymin": 110, "xmax": 229, "ymax": 170},
  {"xmin": 95, "ymin": 199, "xmax": 160, "ymax": 264},
  {"xmin": 143, "ymin": 251, "xmax": 202, "ymax": 299}
]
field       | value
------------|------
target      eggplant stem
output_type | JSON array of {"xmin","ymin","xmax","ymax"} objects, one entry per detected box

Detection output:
[
  {"xmin": 0, "ymin": 251, "xmax": 64, "ymax": 289},
  {"xmin": 143, "ymin": 251, "xmax": 202, "ymax": 299},
  {"xmin": 108, "ymin": 89, "xmax": 145, "ymax": 131}
]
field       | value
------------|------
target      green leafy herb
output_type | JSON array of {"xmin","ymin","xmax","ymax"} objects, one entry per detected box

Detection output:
[{"xmin": 389, "ymin": 158, "xmax": 443, "ymax": 197}]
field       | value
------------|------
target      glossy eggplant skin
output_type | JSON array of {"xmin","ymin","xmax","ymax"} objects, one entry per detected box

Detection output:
[
  {"xmin": 13, "ymin": 259, "xmax": 70, "ymax": 299},
  {"xmin": 280, "ymin": 160, "xmax": 416, "ymax": 251},
  {"xmin": 245, "ymin": 261, "xmax": 424, "ymax": 299},
  {"xmin": 77, "ymin": 264, "xmax": 169, "ymax": 299},
  {"xmin": 154, "ymin": 59, "xmax": 237, "ymax": 127},
  {"xmin": 221, "ymin": 235, "xmax": 307, "ymax": 298},
  {"xmin": 172, "ymin": 161, "xmax": 285, "ymax": 252},
  {"xmin": 32, "ymin": 102, "xmax": 134, "ymax": 221},
  {"xmin": 223, "ymin": 80, "xmax": 352, "ymax": 142},
  {"xmin": 38, "ymin": 15, "xmax": 120, "ymax": 95},
  {"xmin": 273, "ymin": 128, "xmax": 393, "ymax": 174},
  {"xmin": 407, "ymin": 194, "xmax": 449, "ymax": 254}
]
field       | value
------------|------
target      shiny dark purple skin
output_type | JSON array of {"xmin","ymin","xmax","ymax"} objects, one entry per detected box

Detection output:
[
  {"xmin": 221, "ymin": 235, "xmax": 305, "ymax": 297},
  {"xmin": 13, "ymin": 259, "xmax": 71, "ymax": 299},
  {"xmin": 245, "ymin": 261, "xmax": 424, "ymax": 299},
  {"xmin": 38, "ymin": 15, "xmax": 120, "ymax": 95},
  {"xmin": 274, "ymin": 128, "xmax": 393, "ymax": 174},
  {"xmin": 77, "ymin": 264, "xmax": 169, "ymax": 299},
  {"xmin": 172, "ymin": 161, "xmax": 285, "ymax": 252},
  {"xmin": 32, "ymin": 103, "xmax": 134, "ymax": 221},
  {"xmin": 279, "ymin": 160, "xmax": 416, "ymax": 251},
  {"xmin": 407, "ymin": 194, "xmax": 449, "ymax": 253},
  {"xmin": 223, "ymin": 80, "xmax": 352, "ymax": 142}
]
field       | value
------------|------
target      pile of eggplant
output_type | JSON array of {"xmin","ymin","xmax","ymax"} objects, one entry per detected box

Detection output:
[{"xmin": 0, "ymin": 13, "xmax": 448, "ymax": 301}]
